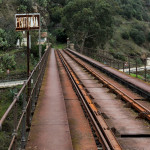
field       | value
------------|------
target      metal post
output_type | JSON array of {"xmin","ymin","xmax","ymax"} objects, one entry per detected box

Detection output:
[
  {"xmin": 118, "ymin": 61, "xmax": 120, "ymax": 70},
  {"xmin": 145, "ymin": 59, "xmax": 147, "ymax": 81},
  {"xmin": 123, "ymin": 62, "xmax": 125, "ymax": 72},
  {"xmin": 136, "ymin": 59, "xmax": 138, "ymax": 78},
  {"xmin": 110, "ymin": 58, "xmax": 111, "ymax": 67},
  {"xmin": 102, "ymin": 50, "xmax": 104, "ymax": 63},
  {"xmin": 32, "ymin": 81, "xmax": 36, "ymax": 114},
  {"xmin": 12, "ymin": 93, "xmax": 18, "ymax": 150},
  {"xmin": 21, "ymin": 83, "xmax": 26, "ymax": 149},
  {"xmin": 128, "ymin": 56, "xmax": 130, "ymax": 75},
  {"xmin": 27, "ymin": 31, "xmax": 30, "ymax": 79},
  {"xmin": 27, "ymin": 31, "xmax": 31, "ymax": 128},
  {"xmin": 39, "ymin": 23, "xmax": 41, "ymax": 59}
]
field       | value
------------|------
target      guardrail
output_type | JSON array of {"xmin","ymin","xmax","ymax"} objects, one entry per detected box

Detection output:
[
  {"xmin": 80, "ymin": 47, "xmax": 150, "ymax": 82},
  {"xmin": 0, "ymin": 78, "xmax": 27, "ymax": 84},
  {"xmin": 0, "ymin": 80, "xmax": 27, "ymax": 88},
  {"xmin": 0, "ymin": 46, "xmax": 51, "ymax": 150}
]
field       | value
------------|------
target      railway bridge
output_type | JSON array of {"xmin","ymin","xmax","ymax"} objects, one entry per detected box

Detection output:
[{"xmin": 0, "ymin": 46, "xmax": 150, "ymax": 150}]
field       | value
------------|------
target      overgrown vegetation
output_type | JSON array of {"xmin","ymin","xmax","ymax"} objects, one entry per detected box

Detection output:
[
  {"xmin": 62, "ymin": 0, "xmax": 114, "ymax": 52},
  {"xmin": 0, "ymin": 86, "xmax": 22, "ymax": 150},
  {"xmin": 130, "ymin": 73, "xmax": 143, "ymax": 80},
  {"xmin": 0, "ymin": 54, "xmax": 16, "ymax": 72},
  {"xmin": 1, "ymin": 0, "xmax": 150, "ymax": 57},
  {"xmin": 117, "ymin": 0, "xmax": 150, "ymax": 21}
]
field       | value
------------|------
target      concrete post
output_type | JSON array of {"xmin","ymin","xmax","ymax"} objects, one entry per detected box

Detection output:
[
  {"xmin": 70, "ymin": 43, "xmax": 74, "ymax": 50},
  {"xmin": 147, "ymin": 57, "xmax": 150, "ymax": 66}
]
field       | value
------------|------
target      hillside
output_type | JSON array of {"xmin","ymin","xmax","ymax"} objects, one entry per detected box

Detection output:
[
  {"xmin": 0, "ymin": 0, "xmax": 150, "ymax": 58},
  {"xmin": 105, "ymin": 0, "xmax": 150, "ymax": 59}
]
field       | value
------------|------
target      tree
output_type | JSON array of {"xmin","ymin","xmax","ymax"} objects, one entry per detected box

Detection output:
[
  {"xmin": 38, "ymin": 0, "xmax": 48, "ymax": 7},
  {"xmin": 121, "ymin": 31, "xmax": 129, "ymax": 40},
  {"xmin": 50, "ymin": 6, "xmax": 63, "ymax": 23},
  {"xmin": 130, "ymin": 28, "xmax": 145, "ymax": 45},
  {"xmin": 1, "ymin": 54, "xmax": 16, "ymax": 70},
  {"xmin": 0, "ymin": 28, "xmax": 8, "ymax": 50},
  {"xmin": 118, "ymin": 0, "xmax": 149, "ymax": 21},
  {"xmin": 62, "ymin": 0, "xmax": 114, "ymax": 52},
  {"xmin": 17, "ymin": 0, "xmax": 32, "ymax": 13}
]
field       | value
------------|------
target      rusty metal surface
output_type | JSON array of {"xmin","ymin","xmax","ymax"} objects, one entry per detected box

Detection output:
[
  {"xmin": 65, "ymin": 50, "xmax": 150, "ymax": 121},
  {"xmin": 56, "ymin": 51, "xmax": 97, "ymax": 150},
  {"xmin": 61, "ymin": 50, "xmax": 150, "ymax": 150},
  {"xmin": 68, "ymin": 49, "xmax": 150, "ymax": 95},
  {"xmin": 71, "ymin": 55, "xmax": 144, "ymax": 100},
  {"xmin": 15, "ymin": 13, "xmax": 40, "ymax": 31},
  {"xmin": 58, "ymin": 50, "xmax": 122, "ymax": 150},
  {"xmin": 26, "ymin": 49, "xmax": 73, "ymax": 150}
]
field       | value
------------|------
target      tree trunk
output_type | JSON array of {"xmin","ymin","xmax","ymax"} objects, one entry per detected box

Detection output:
[{"xmin": 80, "ymin": 33, "xmax": 87, "ymax": 54}]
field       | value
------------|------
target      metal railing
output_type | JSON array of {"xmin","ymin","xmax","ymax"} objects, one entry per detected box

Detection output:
[
  {"xmin": 80, "ymin": 47, "xmax": 150, "ymax": 82},
  {"xmin": 0, "ymin": 46, "xmax": 51, "ymax": 150}
]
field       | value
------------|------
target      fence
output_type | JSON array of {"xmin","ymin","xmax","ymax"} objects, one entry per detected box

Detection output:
[
  {"xmin": 81, "ymin": 47, "xmax": 150, "ymax": 82},
  {"xmin": 0, "ymin": 46, "xmax": 51, "ymax": 150}
]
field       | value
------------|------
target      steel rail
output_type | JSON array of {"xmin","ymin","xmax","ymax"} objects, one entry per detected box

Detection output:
[
  {"xmin": 65, "ymin": 50, "xmax": 150, "ymax": 121},
  {"xmin": 56, "ymin": 50, "xmax": 122, "ymax": 150},
  {"xmin": 67, "ymin": 49, "xmax": 150, "ymax": 99}
]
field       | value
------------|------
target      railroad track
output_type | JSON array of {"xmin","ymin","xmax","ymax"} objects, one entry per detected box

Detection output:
[
  {"xmin": 56, "ymin": 49, "xmax": 150, "ymax": 150},
  {"xmin": 64, "ymin": 50, "xmax": 150, "ymax": 121},
  {"xmin": 56, "ymin": 50, "xmax": 122, "ymax": 150},
  {"xmin": 67, "ymin": 49, "xmax": 150, "ymax": 100}
]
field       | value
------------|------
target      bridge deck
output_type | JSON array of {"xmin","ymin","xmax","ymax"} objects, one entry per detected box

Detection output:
[{"xmin": 26, "ymin": 49, "xmax": 73, "ymax": 150}]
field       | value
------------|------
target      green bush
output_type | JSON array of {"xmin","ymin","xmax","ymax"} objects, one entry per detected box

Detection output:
[
  {"xmin": 147, "ymin": 32, "xmax": 150, "ymax": 42},
  {"xmin": 129, "ymin": 29, "xmax": 145, "ymax": 45},
  {"xmin": 17, "ymin": 0, "xmax": 32, "ymax": 12},
  {"xmin": 0, "ymin": 28, "xmax": 8, "ymax": 50},
  {"xmin": 130, "ymin": 73, "xmax": 143, "ymax": 79},
  {"xmin": 50, "ymin": 6, "xmax": 63, "ymax": 23},
  {"xmin": 38, "ymin": 0, "xmax": 48, "ymax": 7},
  {"xmin": 0, "ymin": 28, "xmax": 22, "ymax": 50},
  {"xmin": 114, "ymin": 52, "xmax": 126, "ymax": 61},
  {"xmin": 132, "ymin": 24, "xmax": 145, "ymax": 31},
  {"xmin": 1, "ymin": 54, "xmax": 16, "ymax": 70},
  {"xmin": 109, "ymin": 39, "xmax": 117, "ymax": 48},
  {"xmin": 0, "ymin": 64, "xmax": 3, "ymax": 73},
  {"xmin": 31, "ymin": 44, "xmax": 46, "ymax": 58},
  {"xmin": 17, "ymin": 5, "xmax": 27, "ymax": 12},
  {"xmin": 54, "ymin": 29, "xmax": 67, "ymax": 43},
  {"xmin": 119, "ymin": 0, "xmax": 148, "ymax": 21},
  {"xmin": 121, "ymin": 4, "xmax": 133, "ymax": 19},
  {"xmin": 121, "ymin": 31, "xmax": 129, "ymax": 40},
  {"xmin": 109, "ymin": 49, "xmax": 126, "ymax": 61}
]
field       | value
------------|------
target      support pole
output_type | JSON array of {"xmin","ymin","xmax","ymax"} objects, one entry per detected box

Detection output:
[
  {"xmin": 39, "ymin": 15, "xmax": 41, "ymax": 59},
  {"xmin": 128, "ymin": 56, "xmax": 130, "ymax": 75},
  {"xmin": 145, "ymin": 59, "xmax": 147, "ymax": 81},
  {"xmin": 27, "ymin": 30, "xmax": 31, "ymax": 128},
  {"xmin": 136, "ymin": 58, "xmax": 138, "ymax": 78},
  {"xmin": 27, "ymin": 31, "xmax": 30, "ymax": 78}
]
